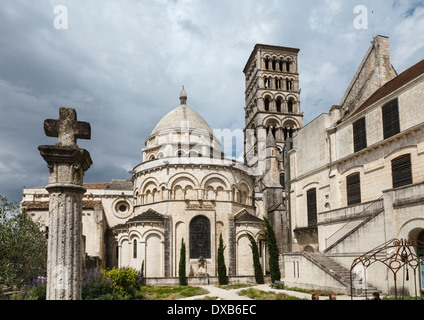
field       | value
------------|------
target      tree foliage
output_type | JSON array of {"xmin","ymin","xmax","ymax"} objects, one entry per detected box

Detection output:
[
  {"xmin": 0, "ymin": 195, "xmax": 47, "ymax": 287},
  {"xmin": 178, "ymin": 238, "xmax": 187, "ymax": 286},
  {"xmin": 246, "ymin": 233, "xmax": 264, "ymax": 284},
  {"xmin": 261, "ymin": 217, "xmax": 281, "ymax": 283},
  {"xmin": 217, "ymin": 233, "xmax": 228, "ymax": 285}
]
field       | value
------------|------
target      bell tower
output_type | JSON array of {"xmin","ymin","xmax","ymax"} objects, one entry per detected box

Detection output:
[
  {"xmin": 243, "ymin": 44, "xmax": 303, "ymax": 168},
  {"xmin": 243, "ymin": 44, "xmax": 303, "ymax": 253}
]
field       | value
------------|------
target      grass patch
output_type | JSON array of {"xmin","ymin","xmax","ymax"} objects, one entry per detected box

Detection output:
[
  {"xmin": 284, "ymin": 286, "xmax": 343, "ymax": 297},
  {"xmin": 195, "ymin": 296, "xmax": 219, "ymax": 300},
  {"xmin": 134, "ymin": 286, "xmax": 209, "ymax": 300},
  {"xmin": 216, "ymin": 284, "xmax": 254, "ymax": 290},
  {"xmin": 238, "ymin": 288, "xmax": 306, "ymax": 300}
]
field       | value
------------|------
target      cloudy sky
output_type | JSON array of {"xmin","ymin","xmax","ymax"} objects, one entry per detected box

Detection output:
[{"xmin": 1, "ymin": 0, "xmax": 424, "ymax": 202}]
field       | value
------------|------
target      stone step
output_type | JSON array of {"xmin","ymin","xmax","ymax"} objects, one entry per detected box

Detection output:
[{"xmin": 304, "ymin": 251, "xmax": 380, "ymax": 296}]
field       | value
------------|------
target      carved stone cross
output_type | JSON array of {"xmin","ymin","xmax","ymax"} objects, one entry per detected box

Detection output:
[{"xmin": 44, "ymin": 107, "xmax": 91, "ymax": 147}]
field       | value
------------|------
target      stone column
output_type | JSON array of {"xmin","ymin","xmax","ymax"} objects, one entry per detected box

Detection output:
[{"xmin": 38, "ymin": 107, "xmax": 92, "ymax": 300}]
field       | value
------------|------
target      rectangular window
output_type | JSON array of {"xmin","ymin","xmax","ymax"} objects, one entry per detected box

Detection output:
[
  {"xmin": 392, "ymin": 154, "xmax": 412, "ymax": 189},
  {"xmin": 307, "ymin": 188, "xmax": 317, "ymax": 227},
  {"xmin": 382, "ymin": 99, "xmax": 400, "ymax": 140},
  {"xmin": 347, "ymin": 173, "xmax": 361, "ymax": 206},
  {"xmin": 353, "ymin": 117, "xmax": 367, "ymax": 152}
]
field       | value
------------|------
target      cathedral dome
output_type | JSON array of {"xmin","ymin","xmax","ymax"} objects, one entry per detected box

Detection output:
[
  {"xmin": 151, "ymin": 104, "xmax": 213, "ymax": 136},
  {"xmin": 151, "ymin": 87, "xmax": 213, "ymax": 136}
]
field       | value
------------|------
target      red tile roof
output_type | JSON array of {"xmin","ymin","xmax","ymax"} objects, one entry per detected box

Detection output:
[{"xmin": 22, "ymin": 200, "xmax": 101, "ymax": 210}]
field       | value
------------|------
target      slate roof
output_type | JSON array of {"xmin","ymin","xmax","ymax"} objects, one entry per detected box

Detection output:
[
  {"xmin": 235, "ymin": 211, "xmax": 264, "ymax": 224},
  {"xmin": 126, "ymin": 209, "xmax": 165, "ymax": 224}
]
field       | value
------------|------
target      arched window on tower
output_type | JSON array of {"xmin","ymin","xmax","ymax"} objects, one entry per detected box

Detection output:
[
  {"xmin": 275, "ymin": 78, "xmax": 281, "ymax": 90},
  {"xmin": 276, "ymin": 98, "xmax": 282, "ymax": 112},
  {"xmin": 288, "ymin": 99, "xmax": 294, "ymax": 113},
  {"xmin": 264, "ymin": 97, "xmax": 270, "ymax": 112},
  {"xmin": 286, "ymin": 79, "xmax": 293, "ymax": 91},
  {"xmin": 264, "ymin": 77, "xmax": 269, "ymax": 89},
  {"xmin": 272, "ymin": 59, "xmax": 276, "ymax": 71},
  {"xmin": 265, "ymin": 58, "xmax": 270, "ymax": 70},
  {"xmin": 279, "ymin": 60, "xmax": 284, "ymax": 71},
  {"xmin": 286, "ymin": 61, "xmax": 291, "ymax": 73}
]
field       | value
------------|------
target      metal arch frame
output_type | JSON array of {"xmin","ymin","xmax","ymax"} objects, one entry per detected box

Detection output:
[{"xmin": 350, "ymin": 238, "xmax": 424, "ymax": 300}]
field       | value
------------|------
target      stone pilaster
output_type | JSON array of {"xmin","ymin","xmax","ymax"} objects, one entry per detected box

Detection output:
[{"xmin": 227, "ymin": 218, "xmax": 236, "ymax": 276}]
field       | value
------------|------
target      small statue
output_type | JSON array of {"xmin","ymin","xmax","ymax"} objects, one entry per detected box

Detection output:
[{"xmin": 197, "ymin": 256, "xmax": 207, "ymax": 275}]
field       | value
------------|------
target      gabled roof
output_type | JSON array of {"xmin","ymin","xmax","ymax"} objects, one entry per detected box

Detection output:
[
  {"xmin": 234, "ymin": 209, "xmax": 264, "ymax": 224},
  {"xmin": 351, "ymin": 58, "xmax": 424, "ymax": 117},
  {"xmin": 126, "ymin": 209, "xmax": 165, "ymax": 224}
]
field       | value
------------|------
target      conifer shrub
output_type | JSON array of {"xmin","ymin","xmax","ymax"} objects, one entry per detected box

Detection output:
[
  {"xmin": 262, "ymin": 217, "xmax": 281, "ymax": 283},
  {"xmin": 178, "ymin": 238, "xmax": 187, "ymax": 286},
  {"xmin": 217, "ymin": 233, "xmax": 228, "ymax": 285},
  {"xmin": 246, "ymin": 233, "xmax": 264, "ymax": 284}
]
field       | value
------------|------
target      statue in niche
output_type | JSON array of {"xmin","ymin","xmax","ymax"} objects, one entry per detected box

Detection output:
[{"xmin": 197, "ymin": 256, "xmax": 208, "ymax": 276}]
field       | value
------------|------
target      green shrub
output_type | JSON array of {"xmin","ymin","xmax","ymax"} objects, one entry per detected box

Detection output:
[
  {"xmin": 261, "ymin": 218, "xmax": 281, "ymax": 283},
  {"xmin": 103, "ymin": 267, "xmax": 139, "ymax": 296}
]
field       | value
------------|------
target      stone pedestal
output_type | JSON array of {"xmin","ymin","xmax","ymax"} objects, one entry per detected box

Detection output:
[
  {"xmin": 197, "ymin": 273, "xmax": 209, "ymax": 285},
  {"xmin": 39, "ymin": 146, "xmax": 92, "ymax": 300},
  {"xmin": 38, "ymin": 107, "xmax": 92, "ymax": 300}
]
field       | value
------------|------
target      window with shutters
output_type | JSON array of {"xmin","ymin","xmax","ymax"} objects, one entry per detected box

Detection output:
[
  {"xmin": 347, "ymin": 173, "xmax": 361, "ymax": 206},
  {"xmin": 307, "ymin": 188, "xmax": 317, "ymax": 227},
  {"xmin": 392, "ymin": 154, "xmax": 412, "ymax": 189},
  {"xmin": 353, "ymin": 117, "xmax": 367, "ymax": 153},
  {"xmin": 382, "ymin": 99, "xmax": 400, "ymax": 140}
]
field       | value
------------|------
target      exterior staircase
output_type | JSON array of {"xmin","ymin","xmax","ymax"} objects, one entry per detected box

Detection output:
[{"xmin": 303, "ymin": 251, "xmax": 380, "ymax": 297}]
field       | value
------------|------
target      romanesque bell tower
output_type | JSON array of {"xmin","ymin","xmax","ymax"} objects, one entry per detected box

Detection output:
[
  {"xmin": 244, "ymin": 44, "xmax": 303, "ymax": 165},
  {"xmin": 243, "ymin": 44, "xmax": 303, "ymax": 252}
]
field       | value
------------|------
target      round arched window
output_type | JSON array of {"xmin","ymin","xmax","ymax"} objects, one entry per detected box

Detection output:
[{"xmin": 189, "ymin": 216, "xmax": 211, "ymax": 259}]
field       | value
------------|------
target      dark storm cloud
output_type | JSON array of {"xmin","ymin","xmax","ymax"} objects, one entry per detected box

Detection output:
[{"xmin": 1, "ymin": 0, "xmax": 423, "ymax": 202}]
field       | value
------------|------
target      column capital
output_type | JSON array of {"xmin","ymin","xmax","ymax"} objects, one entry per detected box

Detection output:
[{"xmin": 38, "ymin": 145, "xmax": 92, "ymax": 186}]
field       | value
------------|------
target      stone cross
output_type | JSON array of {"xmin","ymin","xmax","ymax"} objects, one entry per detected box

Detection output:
[
  {"xmin": 44, "ymin": 107, "xmax": 91, "ymax": 147},
  {"xmin": 38, "ymin": 107, "xmax": 92, "ymax": 300}
]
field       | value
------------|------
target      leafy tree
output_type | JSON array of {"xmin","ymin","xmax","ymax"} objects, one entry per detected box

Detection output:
[
  {"xmin": 261, "ymin": 217, "xmax": 281, "ymax": 283},
  {"xmin": 246, "ymin": 233, "xmax": 264, "ymax": 284},
  {"xmin": 0, "ymin": 195, "xmax": 47, "ymax": 287},
  {"xmin": 217, "ymin": 233, "xmax": 228, "ymax": 285},
  {"xmin": 178, "ymin": 238, "xmax": 187, "ymax": 286}
]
